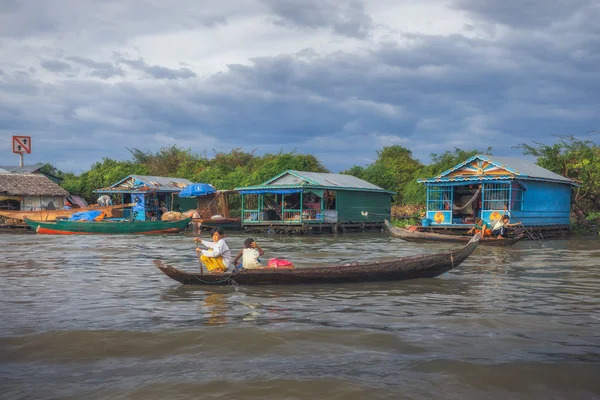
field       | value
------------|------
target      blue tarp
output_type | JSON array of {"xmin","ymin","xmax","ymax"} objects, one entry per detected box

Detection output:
[
  {"xmin": 68, "ymin": 210, "xmax": 103, "ymax": 221},
  {"xmin": 239, "ymin": 189, "xmax": 303, "ymax": 195},
  {"xmin": 179, "ymin": 183, "xmax": 217, "ymax": 197}
]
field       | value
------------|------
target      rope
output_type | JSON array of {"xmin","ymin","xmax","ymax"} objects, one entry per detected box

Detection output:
[
  {"xmin": 192, "ymin": 266, "xmax": 241, "ymax": 285},
  {"xmin": 192, "ymin": 273, "xmax": 234, "ymax": 285}
]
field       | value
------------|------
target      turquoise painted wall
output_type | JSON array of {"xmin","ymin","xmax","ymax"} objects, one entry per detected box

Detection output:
[{"xmin": 336, "ymin": 191, "xmax": 392, "ymax": 223}]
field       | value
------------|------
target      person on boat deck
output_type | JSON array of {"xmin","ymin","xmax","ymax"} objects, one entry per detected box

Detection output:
[
  {"xmin": 467, "ymin": 218, "xmax": 491, "ymax": 238},
  {"xmin": 194, "ymin": 227, "xmax": 233, "ymax": 273},
  {"xmin": 233, "ymin": 238, "xmax": 265, "ymax": 270},
  {"xmin": 491, "ymin": 215, "xmax": 521, "ymax": 238}
]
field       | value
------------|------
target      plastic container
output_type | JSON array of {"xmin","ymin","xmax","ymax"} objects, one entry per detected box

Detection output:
[{"xmin": 421, "ymin": 218, "xmax": 431, "ymax": 227}]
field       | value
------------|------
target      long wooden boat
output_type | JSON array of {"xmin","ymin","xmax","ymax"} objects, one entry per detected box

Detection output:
[
  {"xmin": 385, "ymin": 220, "xmax": 525, "ymax": 247},
  {"xmin": 25, "ymin": 217, "xmax": 191, "ymax": 235},
  {"xmin": 154, "ymin": 234, "xmax": 481, "ymax": 286},
  {"xmin": 0, "ymin": 203, "xmax": 134, "ymax": 222}
]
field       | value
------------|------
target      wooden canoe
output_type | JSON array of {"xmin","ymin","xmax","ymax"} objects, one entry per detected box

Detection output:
[
  {"xmin": 154, "ymin": 234, "xmax": 481, "ymax": 286},
  {"xmin": 385, "ymin": 220, "xmax": 525, "ymax": 247},
  {"xmin": 25, "ymin": 217, "xmax": 191, "ymax": 235},
  {"xmin": 0, "ymin": 203, "xmax": 135, "ymax": 222}
]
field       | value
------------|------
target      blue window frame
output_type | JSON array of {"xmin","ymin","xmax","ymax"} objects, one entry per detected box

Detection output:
[
  {"xmin": 427, "ymin": 186, "xmax": 452, "ymax": 211},
  {"xmin": 483, "ymin": 183, "xmax": 510, "ymax": 210}
]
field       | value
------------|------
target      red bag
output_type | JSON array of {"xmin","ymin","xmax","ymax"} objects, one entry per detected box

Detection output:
[{"xmin": 267, "ymin": 258, "xmax": 295, "ymax": 269}]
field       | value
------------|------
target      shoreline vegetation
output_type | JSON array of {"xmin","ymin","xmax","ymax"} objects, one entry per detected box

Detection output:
[{"xmin": 7, "ymin": 135, "xmax": 600, "ymax": 235}]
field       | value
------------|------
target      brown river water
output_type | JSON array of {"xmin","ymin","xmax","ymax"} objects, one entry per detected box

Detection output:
[{"xmin": 1, "ymin": 231, "xmax": 599, "ymax": 399}]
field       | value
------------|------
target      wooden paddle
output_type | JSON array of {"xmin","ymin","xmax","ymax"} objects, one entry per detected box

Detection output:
[
  {"xmin": 196, "ymin": 241, "xmax": 204, "ymax": 275},
  {"xmin": 195, "ymin": 220, "xmax": 204, "ymax": 275}
]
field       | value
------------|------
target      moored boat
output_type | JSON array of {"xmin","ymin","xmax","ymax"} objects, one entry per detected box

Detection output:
[
  {"xmin": 154, "ymin": 233, "xmax": 481, "ymax": 285},
  {"xmin": 25, "ymin": 217, "xmax": 191, "ymax": 235},
  {"xmin": 385, "ymin": 220, "xmax": 525, "ymax": 247},
  {"xmin": 0, "ymin": 203, "xmax": 134, "ymax": 222}
]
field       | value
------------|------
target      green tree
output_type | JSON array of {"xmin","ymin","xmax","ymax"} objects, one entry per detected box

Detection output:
[
  {"xmin": 342, "ymin": 145, "xmax": 423, "ymax": 202},
  {"xmin": 61, "ymin": 158, "xmax": 148, "ymax": 202},
  {"xmin": 129, "ymin": 145, "xmax": 204, "ymax": 178}
]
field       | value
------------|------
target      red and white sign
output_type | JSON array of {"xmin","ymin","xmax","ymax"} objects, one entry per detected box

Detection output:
[{"xmin": 12, "ymin": 136, "xmax": 31, "ymax": 154}]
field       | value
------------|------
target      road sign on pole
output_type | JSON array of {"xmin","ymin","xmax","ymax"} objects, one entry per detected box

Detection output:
[{"xmin": 12, "ymin": 136, "xmax": 32, "ymax": 154}]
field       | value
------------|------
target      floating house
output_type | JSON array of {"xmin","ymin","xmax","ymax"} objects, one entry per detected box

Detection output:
[
  {"xmin": 236, "ymin": 170, "xmax": 395, "ymax": 233},
  {"xmin": 94, "ymin": 175, "xmax": 195, "ymax": 221},
  {"xmin": 0, "ymin": 173, "xmax": 69, "ymax": 211},
  {"xmin": 0, "ymin": 163, "xmax": 63, "ymax": 184},
  {"xmin": 418, "ymin": 155, "xmax": 576, "ymax": 232}
]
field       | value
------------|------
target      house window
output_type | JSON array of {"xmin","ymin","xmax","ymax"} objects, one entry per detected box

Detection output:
[
  {"xmin": 511, "ymin": 183, "xmax": 524, "ymax": 211},
  {"xmin": 483, "ymin": 183, "xmax": 510, "ymax": 210},
  {"xmin": 427, "ymin": 186, "xmax": 452, "ymax": 211}
]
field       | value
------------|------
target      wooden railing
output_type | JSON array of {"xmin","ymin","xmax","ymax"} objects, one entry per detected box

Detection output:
[
  {"xmin": 242, "ymin": 209, "xmax": 325, "ymax": 223},
  {"xmin": 243, "ymin": 210, "xmax": 260, "ymax": 222}
]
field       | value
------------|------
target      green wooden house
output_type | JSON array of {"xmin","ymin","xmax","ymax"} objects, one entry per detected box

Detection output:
[{"xmin": 236, "ymin": 170, "xmax": 394, "ymax": 233}]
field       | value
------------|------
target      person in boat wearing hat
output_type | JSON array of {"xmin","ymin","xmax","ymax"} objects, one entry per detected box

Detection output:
[{"xmin": 194, "ymin": 227, "xmax": 233, "ymax": 273}]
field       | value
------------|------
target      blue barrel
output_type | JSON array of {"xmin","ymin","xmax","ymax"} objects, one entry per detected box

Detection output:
[{"xmin": 421, "ymin": 218, "xmax": 431, "ymax": 227}]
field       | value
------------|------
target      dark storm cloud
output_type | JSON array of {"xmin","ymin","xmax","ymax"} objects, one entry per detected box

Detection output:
[
  {"xmin": 453, "ymin": 0, "xmax": 596, "ymax": 28},
  {"xmin": 116, "ymin": 56, "xmax": 197, "ymax": 80},
  {"xmin": 2, "ymin": 22, "xmax": 599, "ymax": 172},
  {"xmin": 0, "ymin": 0, "xmax": 228, "ymax": 39},
  {"xmin": 66, "ymin": 56, "xmax": 125, "ymax": 79},
  {"xmin": 260, "ymin": 0, "xmax": 373, "ymax": 38},
  {"xmin": 1, "ymin": 1, "xmax": 599, "ymax": 172},
  {"xmin": 40, "ymin": 59, "xmax": 72, "ymax": 73}
]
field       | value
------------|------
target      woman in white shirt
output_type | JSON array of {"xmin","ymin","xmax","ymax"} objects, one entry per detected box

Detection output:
[{"xmin": 194, "ymin": 228, "xmax": 233, "ymax": 273}]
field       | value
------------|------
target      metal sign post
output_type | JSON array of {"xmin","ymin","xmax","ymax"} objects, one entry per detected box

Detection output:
[{"xmin": 12, "ymin": 136, "xmax": 32, "ymax": 166}]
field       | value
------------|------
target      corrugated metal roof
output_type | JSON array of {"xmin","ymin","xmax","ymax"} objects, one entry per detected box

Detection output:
[
  {"xmin": 237, "ymin": 170, "xmax": 395, "ymax": 193},
  {"xmin": 0, "ymin": 174, "xmax": 69, "ymax": 196},
  {"xmin": 421, "ymin": 154, "xmax": 575, "ymax": 185},
  {"xmin": 96, "ymin": 175, "xmax": 193, "ymax": 193},
  {"xmin": 131, "ymin": 175, "xmax": 193, "ymax": 191},
  {"xmin": 482, "ymin": 155, "xmax": 573, "ymax": 183},
  {"xmin": 0, "ymin": 163, "xmax": 45, "ymax": 174},
  {"xmin": 276, "ymin": 170, "xmax": 385, "ymax": 190}
]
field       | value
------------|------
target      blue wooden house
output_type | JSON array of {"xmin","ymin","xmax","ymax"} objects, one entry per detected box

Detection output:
[
  {"xmin": 418, "ymin": 155, "xmax": 576, "ymax": 230},
  {"xmin": 94, "ymin": 175, "xmax": 196, "ymax": 221},
  {"xmin": 236, "ymin": 170, "xmax": 394, "ymax": 233}
]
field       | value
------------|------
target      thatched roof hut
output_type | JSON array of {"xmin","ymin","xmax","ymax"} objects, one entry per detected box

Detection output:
[{"xmin": 0, "ymin": 174, "xmax": 68, "ymax": 196}]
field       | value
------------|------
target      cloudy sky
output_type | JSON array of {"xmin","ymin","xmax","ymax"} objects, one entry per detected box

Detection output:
[{"xmin": 1, "ymin": 0, "xmax": 598, "ymax": 173}]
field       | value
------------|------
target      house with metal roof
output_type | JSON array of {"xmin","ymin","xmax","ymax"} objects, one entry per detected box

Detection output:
[
  {"xmin": 94, "ymin": 175, "xmax": 196, "ymax": 221},
  {"xmin": 235, "ymin": 170, "xmax": 395, "ymax": 233},
  {"xmin": 417, "ymin": 154, "xmax": 576, "ymax": 229},
  {"xmin": 0, "ymin": 173, "xmax": 69, "ymax": 211},
  {"xmin": 0, "ymin": 163, "xmax": 63, "ymax": 184}
]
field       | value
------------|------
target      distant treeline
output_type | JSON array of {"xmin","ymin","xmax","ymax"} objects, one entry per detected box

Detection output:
[{"xmin": 42, "ymin": 135, "xmax": 599, "ymax": 221}]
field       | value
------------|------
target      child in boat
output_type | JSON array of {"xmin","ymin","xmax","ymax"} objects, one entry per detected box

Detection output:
[
  {"xmin": 467, "ymin": 218, "xmax": 491, "ymax": 238},
  {"xmin": 491, "ymin": 215, "xmax": 521, "ymax": 238},
  {"xmin": 233, "ymin": 238, "xmax": 265, "ymax": 270},
  {"xmin": 194, "ymin": 227, "xmax": 233, "ymax": 273}
]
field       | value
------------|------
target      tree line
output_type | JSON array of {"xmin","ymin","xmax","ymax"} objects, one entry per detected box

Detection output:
[{"xmin": 44, "ymin": 135, "xmax": 599, "ymax": 221}]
